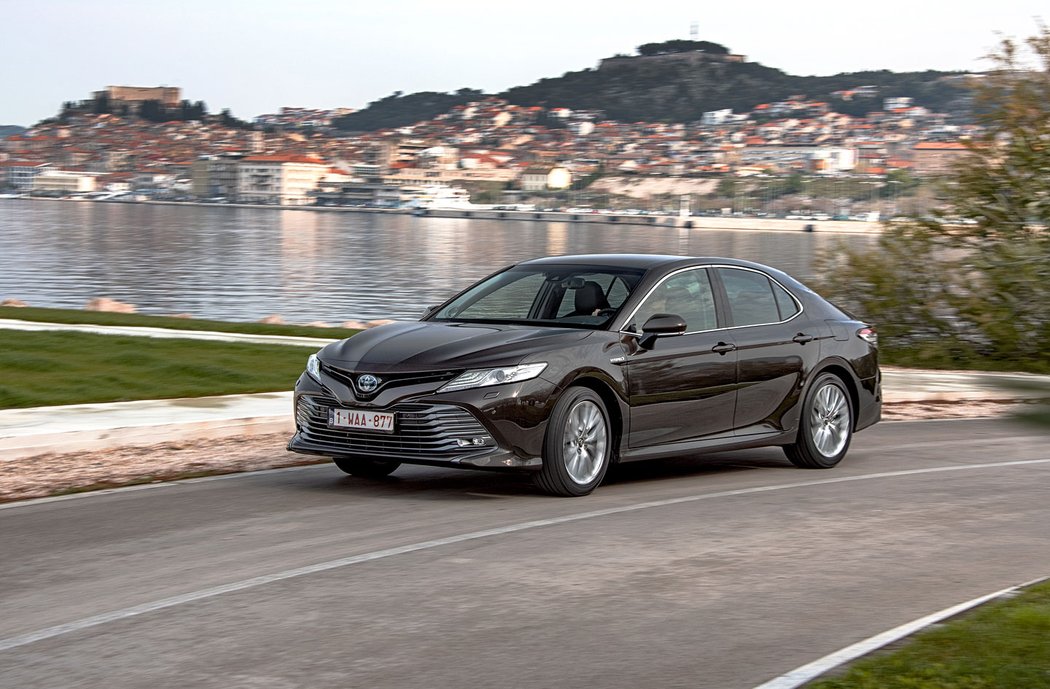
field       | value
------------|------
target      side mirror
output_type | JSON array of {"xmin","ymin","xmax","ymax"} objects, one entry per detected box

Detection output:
[
  {"xmin": 638, "ymin": 313, "xmax": 687, "ymax": 349},
  {"xmin": 421, "ymin": 305, "xmax": 439, "ymax": 319}
]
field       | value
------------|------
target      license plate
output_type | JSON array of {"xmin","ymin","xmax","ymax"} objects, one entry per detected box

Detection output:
[{"xmin": 328, "ymin": 408, "xmax": 395, "ymax": 433}]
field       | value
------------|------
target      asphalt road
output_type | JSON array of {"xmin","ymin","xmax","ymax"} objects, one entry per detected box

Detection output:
[{"xmin": 1, "ymin": 418, "xmax": 1048, "ymax": 689}]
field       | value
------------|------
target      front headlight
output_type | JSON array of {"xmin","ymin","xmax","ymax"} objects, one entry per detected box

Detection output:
[
  {"xmin": 438, "ymin": 363, "xmax": 548, "ymax": 393},
  {"xmin": 306, "ymin": 353, "xmax": 322, "ymax": 382}
]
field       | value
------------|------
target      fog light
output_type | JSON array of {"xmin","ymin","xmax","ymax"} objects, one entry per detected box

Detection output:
[{"xmin": 457, "ymin": 437, "xmax": 492, "ymax": 447}]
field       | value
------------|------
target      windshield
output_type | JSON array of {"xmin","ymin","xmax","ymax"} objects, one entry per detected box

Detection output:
[{"xmin": 430, "ymin": 265, "xmax": 645, "ymax": 328}]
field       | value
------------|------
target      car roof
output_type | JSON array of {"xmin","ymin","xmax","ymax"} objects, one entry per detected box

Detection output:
[{"xmin": 515, "ymin": 254, "xmax": 772, "ymax": 271}]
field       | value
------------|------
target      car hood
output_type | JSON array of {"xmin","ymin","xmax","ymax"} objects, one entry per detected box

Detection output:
[{"xmin": 320, "ymin": 321, "xmax": 594, "ymax": 372}]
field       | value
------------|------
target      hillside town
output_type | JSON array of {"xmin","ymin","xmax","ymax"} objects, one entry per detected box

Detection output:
[{"xmin": 0, "ymin": 82, "xmax": 977, "ymax": 216}]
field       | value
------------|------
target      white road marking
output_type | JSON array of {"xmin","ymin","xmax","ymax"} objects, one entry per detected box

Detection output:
[
  {"xmin": 752, "ymin": 575, "xmax": 1050, "ymax": 689},
  {"xmin": 0, "ymin": 318, "xmax": 333, "ymax": 348},
  {"xmin": 1, "ymin": 457, "xmax": 1049, "ymax": 653}
]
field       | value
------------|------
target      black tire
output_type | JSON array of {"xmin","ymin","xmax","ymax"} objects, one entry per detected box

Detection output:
[
  {"xmin": 332, "ymin": 456, "xmax": 401, "ymax": 478},
  {"xmin": 784, "ymin": 372, "xmax": 853, "ymax": 469},
  {"xmin": 535, "ymin": 388, "xmax": 612, "ymax": 497}
]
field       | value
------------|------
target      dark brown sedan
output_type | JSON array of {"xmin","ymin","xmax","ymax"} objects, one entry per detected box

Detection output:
[{"xmin": 288, "ymin": 254, "xmax": 881, "ymax": 496}]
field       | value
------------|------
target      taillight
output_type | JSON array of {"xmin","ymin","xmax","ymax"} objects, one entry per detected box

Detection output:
[{"xmin": 857, "ymin": 326, "xmax": 878, "ymax": 346}]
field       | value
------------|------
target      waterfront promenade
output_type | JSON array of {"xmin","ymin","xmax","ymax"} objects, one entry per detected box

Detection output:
[
  {"xmin": 2, "ymin": 319, "xmax": 1046, "ymax": 460},
  {"xmin": 7, "ymin": 195, "xmax": 882, "ymax": 233}
]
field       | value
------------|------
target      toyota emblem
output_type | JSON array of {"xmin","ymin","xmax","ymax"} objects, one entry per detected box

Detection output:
[{"xmin": 356, "ymin": 374, "xmax": 380, "ymax": 394}]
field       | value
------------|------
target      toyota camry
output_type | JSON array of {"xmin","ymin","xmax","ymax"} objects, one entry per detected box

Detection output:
[{"xmin": 288, "ymin": 254, "xmax": 881, "ymax": 496}]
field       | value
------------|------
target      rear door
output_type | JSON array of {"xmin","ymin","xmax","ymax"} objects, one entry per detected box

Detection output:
[{"xmin": 714, "ymin": 267, "xmax": 824, "ymax": 436}]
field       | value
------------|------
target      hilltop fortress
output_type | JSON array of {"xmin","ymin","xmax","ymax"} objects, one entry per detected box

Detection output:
[{"xmin": 91, "ymin": 86, "xmax": 182, "ymax": 109}]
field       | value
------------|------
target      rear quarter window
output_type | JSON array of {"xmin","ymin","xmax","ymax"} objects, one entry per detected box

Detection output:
[{"xmin": 773, "ymin": 282, "xmax": 800, "ymax": 320}]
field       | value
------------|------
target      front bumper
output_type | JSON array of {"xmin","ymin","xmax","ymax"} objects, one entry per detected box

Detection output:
[{"xmin": 286, "ymin": 373, "xmax": 552, "ymax": 470}]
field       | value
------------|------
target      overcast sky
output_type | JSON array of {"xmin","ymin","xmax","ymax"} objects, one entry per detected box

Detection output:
[{"xmin": 2, "ymin": 0, "xmax": 1046, "ymax": 126}]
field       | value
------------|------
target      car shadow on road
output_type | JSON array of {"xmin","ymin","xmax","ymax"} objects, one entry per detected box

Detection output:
[
  {"xmin": 292, "ymin": 448, "xmax": 793, "ymax": 501},
  {"xmin": 605, "ymin": 448, "xmax": 790, "ymax": 487}
]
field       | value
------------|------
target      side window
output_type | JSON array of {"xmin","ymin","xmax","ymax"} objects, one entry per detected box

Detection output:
[
  {"xmin": 718, "ymin": 268, "xmax": 781, "ymax": 327},
  {"xmin": 632, "ymin": 269, "xmax": 718, "ymax": 332},
  {"xmin": 773, "ymin": 282, "xmax": 800, "ymax": 320}
]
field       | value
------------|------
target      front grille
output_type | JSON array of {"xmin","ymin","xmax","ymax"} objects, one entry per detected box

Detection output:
[
  {"xmin": 319, "ymin": 365, "xmax": 459, "ymax": 400},
  {"xmin": 295, "ymin": 394, "xmax": 493, "ymax": 460}
]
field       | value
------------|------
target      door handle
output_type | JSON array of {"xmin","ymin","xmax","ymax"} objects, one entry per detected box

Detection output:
[
  {"xmin": 792, "ymin": 333, "xmax": 816, "ymax": 344},
  {"xmin": 712, "ymin": 342, "xmax": 737, "ymax": 354}
]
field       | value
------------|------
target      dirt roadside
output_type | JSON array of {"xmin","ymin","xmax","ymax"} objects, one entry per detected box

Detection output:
[{"xmin": 0, "ymin": 400, "xmax": 1029, "ymax": 503}]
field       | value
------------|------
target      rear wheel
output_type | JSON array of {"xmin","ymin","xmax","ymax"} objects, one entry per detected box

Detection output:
[
  {"xmin": 535, "ymin": 388, "xmax": 612, "ymax": 497},
  {"xmin": 785, "ymin": 373, "xmax": 853, "ymax": 469},
  {"xmin": 332, "ymin": 456, "xmax": 401, "ymax": 478}
]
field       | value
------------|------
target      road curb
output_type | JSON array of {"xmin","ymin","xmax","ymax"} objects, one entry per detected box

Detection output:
[
  {"xmin": 0, "ymin": 416, "xmax": 294, "ymax": 460},
  {"xmin": 752, "ymin": 575, "xmax": 1050, "ymax": 688},
  {"xmin": 0, "ymin": 392, "xmax": 294, "ymax": 461},
  {"xmin": 0, "ymin": 318, "xmax": 334, "ymax": 348}
]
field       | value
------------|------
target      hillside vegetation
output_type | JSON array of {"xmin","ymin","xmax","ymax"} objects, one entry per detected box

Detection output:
[
  {"xmin": 504, "ymin": 62, "xmax": 968, "ymax": 121},
  {"xmin": 333, "ymin": 40, "xmax": 971, "ymax": 131},
  {"xmin": 332, "ymin": 89, "xmax": 484, "ymax": 132}
]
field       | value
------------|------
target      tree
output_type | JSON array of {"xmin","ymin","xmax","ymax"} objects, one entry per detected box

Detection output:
[
  {"xmin": 331, "ymin": 89, "xmax": 483, "ymax": 132},
  {"xmin": 139, "ymin": 99, "xmax": 167, "ymax": 122},
  {"xmin": 816, "ymin": 25, "xmax": 1050, "ymax": 372},
  {"xmin": 713, "ymin": 176, "xmax": 738, "ymax": 198},
  {"xmin": 783, "ymin": 172, "xmax": 805, "ymax": 196},
  {"xmin": 92, "ymin": 93, "xmax": 111, "ymax": 115},
  {"xmin": 637, "ymin": 40, "xmax": 730, "ymax": 56}
]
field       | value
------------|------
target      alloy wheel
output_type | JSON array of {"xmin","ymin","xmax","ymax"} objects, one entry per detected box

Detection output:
[
  {"xmin": 561, "ymin": 399, "xmax": 609, "ymax": 485},
  {"xmin": 810, "ymin": 382, "xmax": 850, "ymax": 458}
]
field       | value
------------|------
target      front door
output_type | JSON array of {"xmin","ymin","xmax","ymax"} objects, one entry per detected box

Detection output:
[{"xmin": 623, "ymin": 268, "xmax": 739, "ymax": 449}]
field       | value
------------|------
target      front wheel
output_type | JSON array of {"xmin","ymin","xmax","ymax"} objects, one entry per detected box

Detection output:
[
  {"xmin": 784, "ymin": 373, "xmax": 853, "ymax": 469},
  {"xmin": 332, "ymin": 456, "xmax": 401, "ymax": 478},
  {"xmin": 535, "ymin": 388, "xmax": 612, "ymax": 497}
]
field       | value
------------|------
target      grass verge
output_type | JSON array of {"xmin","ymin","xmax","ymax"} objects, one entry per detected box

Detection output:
[
  {"xmin": 807, "ymin": 579, "xmax": 1050, "ymax": 688},
  {"xmin": 0, "ymin": 330, "xmax": 314, "ymax": 408},
  {"xmin": 0, "ymin": 306, "xmax": 361, "ymax": 339}
]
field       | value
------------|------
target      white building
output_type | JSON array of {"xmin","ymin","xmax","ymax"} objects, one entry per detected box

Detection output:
[
  {"xmin": 32, "ymin": 169, "xmax": 99, "ymax": 194},
  {"xmin": 238, "ymin": 155, "xmax": 329, "ymax": 205},
  {"xmin": 810, "ymin": 147, "xmax": 856, "ymax": 173},
  {"xmin": 568, "ymin": 121, "xmax": 595, "ymax": 136},
  {"xmin": 884, "ymin": 96, "xmax": 914, "ymax": 111},
  {"xmin": 1, "ymin": 161, "xmax": 50, "ymax": 191},
  {"xmin": 520, "ymin": 166, "xmax": 572, "ymax": 192},
  {"xmin": 702, "ymin": 109, "xmax": 733, "ymax": 126}
]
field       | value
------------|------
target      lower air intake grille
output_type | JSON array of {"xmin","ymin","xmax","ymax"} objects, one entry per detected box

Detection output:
[{"xmin": 296, "ymin": 394, "xmax": 491, "ymax": 459}]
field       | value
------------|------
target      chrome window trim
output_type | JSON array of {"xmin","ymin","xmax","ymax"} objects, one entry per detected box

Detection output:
[{"xmin": 618, "ymin": 264, "xmax": 804, "ymax": 337}]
